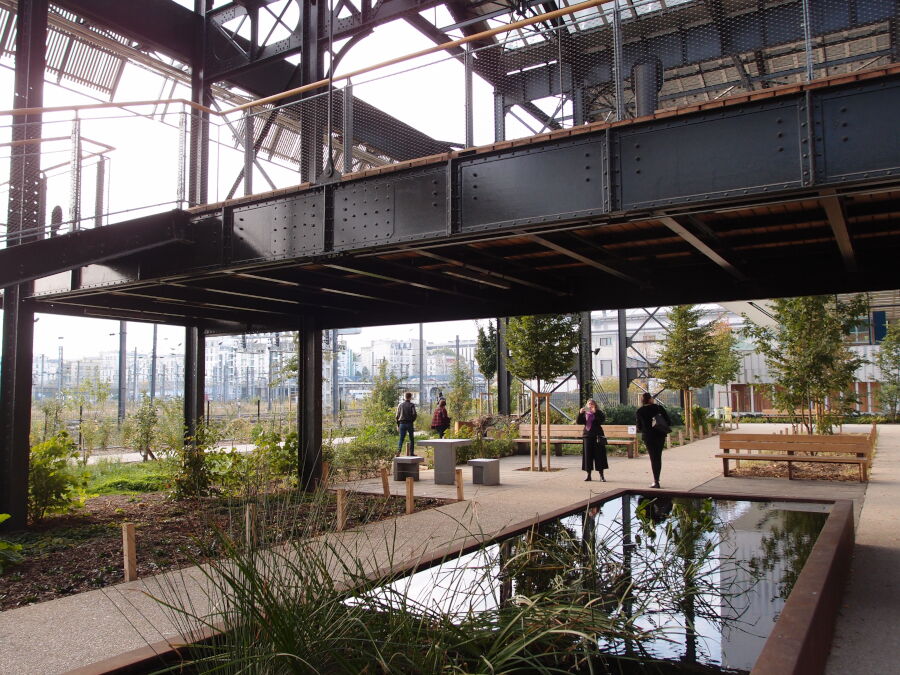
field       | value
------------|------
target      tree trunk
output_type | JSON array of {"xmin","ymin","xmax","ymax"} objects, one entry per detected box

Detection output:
[{"xmin": 536, "ymin": 380, "xmax": 544, "ymax": 471}]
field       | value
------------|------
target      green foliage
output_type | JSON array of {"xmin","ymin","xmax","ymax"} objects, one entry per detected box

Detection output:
[
  {"xmin": 506, "ymin": 313, "xmax": 579, "ymax": 388},
  {"xmin": 37, "ymin": 397, "xmax": 65, "ymax": 442},
  {"xmin": 602, "ymin": 404, "xmax": 639, "ymax": 425},
  {"xmin": 446, "ymin": 363, "xmax": 473, "ymax": 423},
  {"xmin": 0, "ymin": 514, "xmax": 24, "ymax": 574},
  {"xmin": 363, "ymin": 360, "xmax": 404, "ymax": 435},
  {"xmin": 656, "ymin": 305, "xmax": 717, "ymax": 391},
  {"xmin": 172, "ymin": 424, "xmax": 217, "ymax": 499},
  {"xmin": 156, "ymin": 397, "xmax": 186, "ymax": 454},
  {"xmin": 743, "ymin": 295, "xmax": 868, "ymax": 433},
  {"xmin": 251, "ymin": 428, "xmax": 299, "ymax": 478},
  {"xmin": 691, "ymin": 406, "xmax": 709, "ymax": 434},
  {"xmin": 124, "ymin": 395, "xmax": 159, "ymax": 461},
  {"xmin": 28, "ymin": 432, "xmax": 88, "ymax": 523},
  {"xmin": 474, "ymin": 320, "xmax": 498, "ymax": 384},
  {"xmin": 205, "ymin": 448, "xmax": 264, "ymax": 497},
  {"xmin": 876, "ymin": 320, "xmax": 900, "ymax": 421},
  {"xmin": 85, "ymin": 460, "xmax": 171, "ymax": 495},
  {"xmin": 709, "ymin": 320, "xmax": 742, "ymax": 385}
]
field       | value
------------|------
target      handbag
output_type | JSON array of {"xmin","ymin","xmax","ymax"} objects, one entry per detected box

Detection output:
[{"xmin": 652, "ymin": 412, "xmax": 671, "ymax": 435}]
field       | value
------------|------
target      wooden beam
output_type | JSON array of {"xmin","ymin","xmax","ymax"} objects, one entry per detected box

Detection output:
[
  {"xmin": 820, "ymin": 193, "xmax": 857, "ymax": 273},
  {"xmin": 656, "ymin": 215, "xmax": 748, "ymax": 281},
  {"xmin": 526, "ymin": 234, "xmax": 639, "ymax": 283}
]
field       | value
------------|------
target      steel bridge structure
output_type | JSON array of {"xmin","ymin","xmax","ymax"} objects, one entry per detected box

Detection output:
[{"xmin": 1, "ymin": 0, "xmax": 900, "ymax": 526}]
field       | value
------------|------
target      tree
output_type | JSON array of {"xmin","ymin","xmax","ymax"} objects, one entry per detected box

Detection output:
[
  {"xmin": 363, "ymin": 359, "xmax": 404, "ymax": 434},
  {"xmin": 447, "ymin": 363, "xmax": 474, "ymax": 425},
  {"xmin": 743, "ymin": 295, "xmax": 867, "ymax": 433},
  {"xmin": 876, "ymin": 320, "xmax": 900, "ymax": 421},
  {"xmin": 506, "ymin": 314, "xmax": 579, "ymax": 470},
  {"xmin": 125, "ymin": 394, "xmax": 159, "ymax": 461},
  {"xmin": 656, "ymin": 305, "xmax": 717, "ymax": 433},
  {"xmin": 709, "ymin": 320, "xmax": 742, "ymax": 386},
  {"xmin": 474, "ymin": 321, "xmax": 498, "ymax": 412}
]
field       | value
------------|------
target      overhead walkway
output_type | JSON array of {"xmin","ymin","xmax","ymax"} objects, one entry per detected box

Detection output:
[{"xmin": 17, "ymin": 66, "xmax": 900, "ymax": 333}]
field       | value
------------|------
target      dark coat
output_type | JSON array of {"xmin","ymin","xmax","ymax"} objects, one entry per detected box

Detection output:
[
  {"xmin": 576, "ymin": 409, "xmax": 606, "ymax": 436},
  {"xmin": 576, "ymin": 409, "xmax": 608, "ymax": 472}
]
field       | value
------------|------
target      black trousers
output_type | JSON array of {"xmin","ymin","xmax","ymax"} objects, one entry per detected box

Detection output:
[
  {"xmin": 582, "ymin": 434, "xmax": 609, "ymax": 472},
  {"xmin": 643, "ymin": 431, "xmax": 665, "ymax": 483}
]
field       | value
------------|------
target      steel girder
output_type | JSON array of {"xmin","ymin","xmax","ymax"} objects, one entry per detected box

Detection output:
[{"xmin": 23, "ymin": 71, "xmax": 900, "ymax": 331}]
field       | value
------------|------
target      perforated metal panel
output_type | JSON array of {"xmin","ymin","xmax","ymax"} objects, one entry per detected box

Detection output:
[{"xmin": 232, "ymin": 194, "xmax": 324, "ymax": 262}]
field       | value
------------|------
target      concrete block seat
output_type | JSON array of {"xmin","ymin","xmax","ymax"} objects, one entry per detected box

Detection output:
[
  {"xmin": 393, "ymin": 455, "xmax": 425, "ymax": 481},
  {"xmin": 468, "ymin": 458, "xmax": 500, "ymax": 485}
]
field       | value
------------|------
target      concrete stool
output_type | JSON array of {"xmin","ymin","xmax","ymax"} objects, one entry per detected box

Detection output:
[
  {"xmin": 393, "ymin": 456, "xmax": 425, "ymax": 481},
  {"xmin": 468, "ymin": 458, "xmax": 500, "ymax": 486}
]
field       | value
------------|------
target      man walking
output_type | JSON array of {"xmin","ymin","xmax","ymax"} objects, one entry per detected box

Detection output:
[{"xmin": 396, "ymin": 392, "xmax": 417, "ymax": 456}]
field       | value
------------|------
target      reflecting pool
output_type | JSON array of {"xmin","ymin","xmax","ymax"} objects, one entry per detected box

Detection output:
[{"xmin": 372, "ymin": 495, "xmax": 829, "ymax": 674}]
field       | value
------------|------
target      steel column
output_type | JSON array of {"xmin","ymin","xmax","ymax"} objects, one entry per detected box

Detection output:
[
  {"xmin": 298, "ymin": 317, "xmax": 323, "ymax": 490},
  {"xmin": 465, "ymin": 45, "xmax": 474, "ymax": 147},
  {"xmin": 331, "ymin": 328, "xmax": 339, "ymax": 422},
  {"xmin": 617, "ymin": 309, "xmax": 628, "ymax": 404},
  {"xmin": 184, "ymin": 326, "xmax": 205, "ymax": 439},
  {"xmin": 1, "ymin": 0, "xmax": 48, "ymax": 530},
  {"xmin": 632, "ymin": 59, "xmax": 662, "ymax": 118},
  {"xmin": 496, "ymin": 317, "xmax": 510, "ymax": 415},
  {"xmin": 577, "ymin": 311, "xmax": 592, "ymax": 404},
  {"xmin": 493, "ymin": 92, "xmax": 506, "ymax": 142},
  {"xmin": 117, "ymin": 322, "xmax": 127, "ymax": 422},
  {"xmin": 150, "ymin": 324, "xmax": 158, "ymax": 402},
  {"xmin": 188, "ymin": 0, "xmax": 211, "ymax": 206},
  {"xmin": 342, "ymin": 82, "xmax": 353, "ymax": 174}
]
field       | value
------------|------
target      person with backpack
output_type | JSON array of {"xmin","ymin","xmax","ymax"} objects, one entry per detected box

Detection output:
[
  {"xmin": 430, "ymin": 398, "xmax": 451, "ymax": 438},
  {"xmin": 635, "ymin": 392, "xmax": 672, "ymax": 488},
  {"xmin": 396, "ymin": 392, "xmax": 418, "ymax": 456}
]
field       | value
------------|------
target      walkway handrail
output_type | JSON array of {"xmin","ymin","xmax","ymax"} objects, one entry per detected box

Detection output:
[{"xmin": 0, "ymin": 0, "xmax": 608, "ymax": 119}]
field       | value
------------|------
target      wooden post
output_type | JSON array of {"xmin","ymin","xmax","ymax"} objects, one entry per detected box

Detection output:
[
  {"xmin": 530, "ymin": 392, "xmax": 536, "ymax": 471},
  {"xmin": 666, "ymin": 433, "xmax": 671, "ymax": 449},
  {"xmin": 545, "ymin": 392, "xmax": 551, "ymax": 471},
  {"xmin": 405, "ymin": 477, "xmax": 415, "ymax": 514},
  {"xmin": 122, "ymin": 523, "xmax": 137, "ymax": 582},
  {"xmin": 336, "ymin": 488, "xmax": 347, "ymax": 532},
  {"xmin": 380, "ymin": 467, "xmax": 390, "ymax": 497},
  {"xmin": 678, "ymin": 430, "xmax": 684, "ymax": 446},
  {"xmin": 321, "ymin": 461, "xmax": 331, "ymax": 487},
  {"xmin": 244, "ymin": 504, "xmax": 256, "ymax": 548},
  {"xmin": 455, "ymin": 468, "xmax": 464, "ymax": 501}
]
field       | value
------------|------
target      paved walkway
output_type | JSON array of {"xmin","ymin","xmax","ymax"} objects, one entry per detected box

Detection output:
[{"xmin": 0, "ymin": 424, "xmax": 895, "ymax": 674}]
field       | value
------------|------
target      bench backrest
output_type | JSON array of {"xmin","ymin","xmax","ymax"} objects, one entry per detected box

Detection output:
[
  {"xmin": 719, "ymin": 433, "xmax": 873, "ymax": 457},
  {"xmin": 514, "ymin": 423, "xmax": 636, "ymax": 438}
]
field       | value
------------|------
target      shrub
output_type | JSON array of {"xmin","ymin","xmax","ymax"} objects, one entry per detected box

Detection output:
[
  {"xmin": 28, "ymin": 432, "xmax": 88, "ymax": 523},
  {"xmin": 692, "ymin": 405, "xmax": 709, "ymax": 434},
  {"xmin": 0, "ymin": 514, "xmax": 24, "ymax": 574},
  {"xmin": 252, "ymin": 428, "xmax": 299, "ymax": 479},
  {"xmin": 172, "ymin": 424, "xmax": 217, "ymax": 499},
  {"xmin": 602, "ymin": 404, "xmax": 638, "ymax": 425},
  {"xmin": 86, "ymin": 460, "xmax": 172, "ymax": 495}
]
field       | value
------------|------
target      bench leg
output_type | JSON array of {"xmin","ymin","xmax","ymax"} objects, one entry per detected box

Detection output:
[
  {"xmin": 787, "ymin": 462, "xmax": 793, "ymax": 480},
  {"xmin": 722, "ymin": 457, "xmax": 730, "ymax": 477},
  {"xmin": 860, "ymin": 463, "xmax": 866, "ymax": 482}
]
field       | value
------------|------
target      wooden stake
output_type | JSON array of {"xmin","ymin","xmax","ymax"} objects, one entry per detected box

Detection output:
[
  {"xmin": 666, "ymin": 433, "xmax": 671, "ymax": 449},
  {"xmin": 336, "ymin": 489, "xmax": 347, "ymax": 532},
  {"xmin": 321, "ymin": 461, "xmax": 331, "ymax": 487},
  {"xmin": 545, "ymin": 393, "xmax": 551, "ymax": 472},
  {"xmin": 122, "ymin": 522, "xmax": 137, "ymax": 582},
  {"xmin": 455, "ymin": 468, "xmax": 464, "ymax": 501},
  {"xmin": 678, "ymin": 430, "xmax": 684, "ymax": 446},
  {"xmin": 405, "ymin": 477, "xmax": 415, "ymax": 514},
  {"xmin": 380, "ymin": 467, "xmax": 390, "ymax": 497},
  {"xmin": 244, "ymin": 504, "xmax": 256, "ymax": 548}
]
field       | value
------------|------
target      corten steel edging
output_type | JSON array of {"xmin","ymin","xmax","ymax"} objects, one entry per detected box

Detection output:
[
  {"xmin": 66, "ymin": 488, "xmax": 853, "ymax": 674},
  {"xmin": 751, "ymin": 498, "xmax": 855, "ymax": 675}
]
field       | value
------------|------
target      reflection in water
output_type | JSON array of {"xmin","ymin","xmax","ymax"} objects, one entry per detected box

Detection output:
[{"xmin": 360, "ymin": 496, "xmax": 827, "ymax": 674}]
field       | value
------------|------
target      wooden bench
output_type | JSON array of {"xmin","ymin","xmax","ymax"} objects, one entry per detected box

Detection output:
[
  {"xmin": 513, "ymin": 423, "xmax": 639, "ymax": 458},
  {"xmin": 715, "ymin": 430, "xmax": 876, "ymax": 482}
]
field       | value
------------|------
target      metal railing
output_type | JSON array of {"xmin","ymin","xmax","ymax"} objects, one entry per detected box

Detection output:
[{"xmin": 1, "ymin": 0, "xmax": 897, "ymax": 245}]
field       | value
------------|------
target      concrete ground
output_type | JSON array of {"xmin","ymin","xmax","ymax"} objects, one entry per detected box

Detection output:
[{"xmin": 0, "ymin": 423, "xmax": 895, "ymax": 674}]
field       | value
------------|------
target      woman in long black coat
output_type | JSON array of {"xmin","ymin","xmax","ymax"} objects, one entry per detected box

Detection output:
[
  {"xmin": 576, "ymin": 399, "xmax": 608, "ymax": 482},
  {"xmin": 635, "ymin": 392, "xmax": 672, "ymax": 488}
]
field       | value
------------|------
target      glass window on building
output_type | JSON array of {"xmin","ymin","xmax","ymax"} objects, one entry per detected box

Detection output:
[
  {"xmin": 600, "ymin": 360, "xmax": 613, "ymax": 376},
  {"xmin": 846, "ymin": 315, "xmax": 872, "ymax": 345},
  {"xmin": 598, "ymin": 337, "xmax": 612, "ymax": 346}
]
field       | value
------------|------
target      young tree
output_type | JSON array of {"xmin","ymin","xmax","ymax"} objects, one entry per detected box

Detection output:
[
  {"xmin": 709, "ymin": 320, "xmax": 742, "ymax": 386},
  {"xmin": 474, "ymin": 320, "xmax": 498, "ymax": 412},
  {"xmin": 363, "ymin": 359, "xmax": 404, "ymax": 434},
  {"xmin": 506, "ymin": 314, "xmax": 579, "ymax": 470},
  {"xmin": 743, "ymin": 295, "xmax": 867, "ymax": 433},
  {"xmin": 656, "ymin": 305, "xmax": 717, "ymax": 433},
  {"xmin": 447, "ymin": 363, "xmax": 474, "ymax": 426},
  {"xmin": 876, "ymin": 320, "xmax": 900, "ymax": 421}
]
